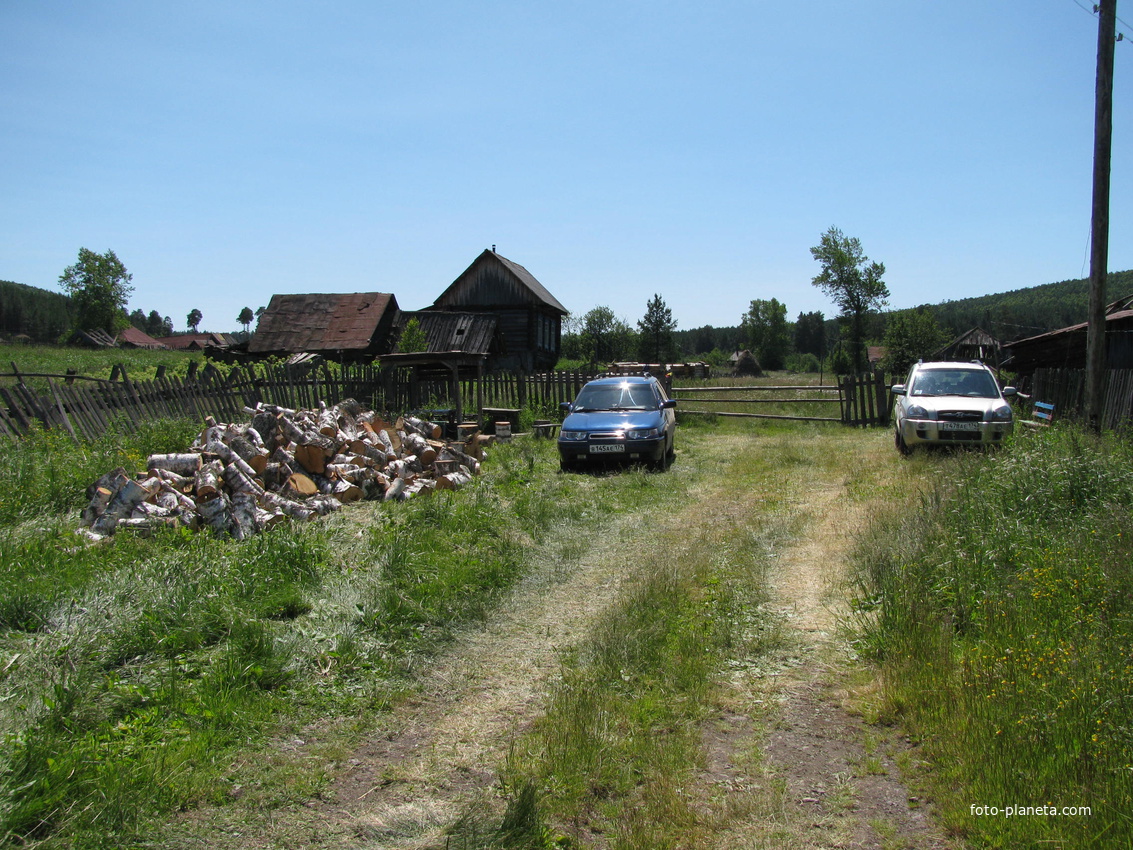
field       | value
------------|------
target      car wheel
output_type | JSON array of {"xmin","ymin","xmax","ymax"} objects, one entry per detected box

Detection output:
[{"xmin": 895, "ymin": 429, "xmax": 912, "ymax": 456}]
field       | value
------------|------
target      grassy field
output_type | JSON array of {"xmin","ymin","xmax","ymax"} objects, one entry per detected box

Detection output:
[{"xmin": 0, "ymin": 344, "xmax": 204, "ymax": 390}]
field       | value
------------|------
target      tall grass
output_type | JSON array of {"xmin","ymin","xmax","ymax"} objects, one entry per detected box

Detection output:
[{"xmin": 851, "ymin": 426, "xmax": 1133, "ymax": 848}]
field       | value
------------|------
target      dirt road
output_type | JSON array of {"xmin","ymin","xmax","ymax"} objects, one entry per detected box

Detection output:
[{"xmin": 190, "ymin": 430, "xmax": 954, "ymax": 849}]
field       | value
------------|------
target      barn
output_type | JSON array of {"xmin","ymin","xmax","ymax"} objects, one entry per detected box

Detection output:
[
  {"xmin": 1005, "ymin": 297, "xmax": 1133, "ymax": 376},
  {"xmin": 248, "ymin": 293, "xmax": 400, "ymax": 361}
]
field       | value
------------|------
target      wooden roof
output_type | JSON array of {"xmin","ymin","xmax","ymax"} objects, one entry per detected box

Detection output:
[
  {"xmin": 248, "ymin": 292, "xmax": 398, "ymax": 354},
  {"xmin": 431, "ymin": 249, "xmax": 567, "ymax": 315},
  {"xmin": 397, "ymin": 311, "xmax": 498, "ymax": 354},
  {"xmin": 117, "ymin": 326, "xmax": 166, "ymax": 349}
]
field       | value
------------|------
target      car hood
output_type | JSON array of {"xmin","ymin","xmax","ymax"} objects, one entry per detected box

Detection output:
[{"xmin": 562, "ymin": 409, "xmax": 665, "ymax": 432}]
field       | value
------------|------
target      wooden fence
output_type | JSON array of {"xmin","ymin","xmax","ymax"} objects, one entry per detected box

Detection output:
[
  {"xmin": 0, "ymin": 363, "xmax": 897, "ymax": 442},
  {"xmin": 0, "ymin": 362, "xmax": 598, "ymax": 442},
  {"xmin": 1029, "ymin": 367, "xmax": 1133, "ymax": 430},
  {"xmin": 671, "ymin": 372, "xmax": 890, "ymax": 426}
]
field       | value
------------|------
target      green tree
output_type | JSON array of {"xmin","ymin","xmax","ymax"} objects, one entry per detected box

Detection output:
[
  {"xmin": 129, "ymin": 309, "xmax": 147, "ymax": 332},
  {"xmin": 810, "ymin": 227, "xmax": 888, "ymax": 372},
  {"xmin": 238, "ymin": 306, "xmax": 255, "ymax": 334},
  {"xmin": 881, "ymin": 308, "xmax": 948, "ymax": 378},
  {"xmin": 576, "ymin": 306, "xmax": 636, "ymax": 365},
  {"xmin": 636, "ymin": 294, "xmax": 677, "ymax": 364},
  {"xmin": 794, "ymin": 310, "xmax": 826, "ymax": 359},
  {"xmin": 187, "ymin": 308, "xmax": 202, "ymax": 332},
  {"xmin": 58, "ymin": 248, "xmax": 134, "ymax": 334},
  {"xmin": 145, "ymin": 310, "xmax": 165, "ymax": 338},
  {"xmin": 398, "ymin": 317, "xmax": 428, "ymax": 352},
  {"xmin": 740, "ymin": 298, "xmax": 791, "ymax": 371}
]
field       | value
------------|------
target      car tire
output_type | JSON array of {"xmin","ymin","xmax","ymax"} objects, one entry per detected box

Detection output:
[{"xmin": 895, "ymin": 429, "xmax": 912, "ymax": 456}]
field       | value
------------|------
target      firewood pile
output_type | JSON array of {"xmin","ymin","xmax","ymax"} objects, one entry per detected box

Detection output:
[{"xmin": 78, "ymin": 399, "xmax": 488, "ymax": 541}]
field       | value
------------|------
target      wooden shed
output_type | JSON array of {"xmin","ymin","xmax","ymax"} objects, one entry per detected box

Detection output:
[
  {"xmin": 426, "ymin": 249, "xmax": 567, "ymax": 372},
  {"xmin": 1006, "ymin": 299, "xmax": 1133, "ymax": 376},
  {"xmin": 932, "ymin": 327, "xmax": 1002, "ymax": 366},
  {"xmin": 248, "ymin": 292, "xmax": 400, "ymax": 361}
]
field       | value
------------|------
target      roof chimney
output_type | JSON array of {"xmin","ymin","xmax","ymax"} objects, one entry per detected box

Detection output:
[{"xmin": 491, "ymin": 244, "xmax": 496, "ymax": 253}]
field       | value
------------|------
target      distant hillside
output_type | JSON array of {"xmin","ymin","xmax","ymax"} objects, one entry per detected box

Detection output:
[
  {"xmin": 0, "ymin": 280, "xmax": 74, "ymax": 343},
  {"xmin": 916, "ymin": 269, "xmax": 1133, "ymax": 342}
]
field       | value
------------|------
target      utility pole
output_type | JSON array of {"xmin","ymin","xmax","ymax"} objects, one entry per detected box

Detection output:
[{"xmin": 1085, "ymin": 0, "xmax": 1117, "ymax": 430}]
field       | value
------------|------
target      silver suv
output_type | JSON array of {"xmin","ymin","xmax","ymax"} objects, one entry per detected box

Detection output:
[{"xmin": 891, "ymin": 361, "xmax": 1016, "ymax": 454}]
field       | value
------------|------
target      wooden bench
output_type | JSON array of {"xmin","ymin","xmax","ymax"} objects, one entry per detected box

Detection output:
[
  {"xmin": 1033, "ymin": 401, "xmax": 1055, "ymax": 426},
  {"xmin": 532, "ymin": 421, "xmax": 560, "ymax": 439}
]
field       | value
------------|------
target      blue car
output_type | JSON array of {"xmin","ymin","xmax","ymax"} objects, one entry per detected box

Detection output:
[{"xmin": 557, "ymin": 375, "xmax": 677, "ymax": 471}]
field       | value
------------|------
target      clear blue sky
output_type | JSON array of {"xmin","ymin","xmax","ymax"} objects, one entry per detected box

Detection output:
[{"xmin": 2, "ymin": 1, "xmax": 1130, "ymax": 334}]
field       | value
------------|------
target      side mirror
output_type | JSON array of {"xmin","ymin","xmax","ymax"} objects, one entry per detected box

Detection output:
[
  {"xmin": 661, "ymin": 399, "xmax": 677, "ymax": 409},
  {"xmin": 1002, "ymin": 386, "xmax": 1018, "ymax": 397},
  {"xmin": 891, "ymin": 384, "xmax": 907, "ymax": 396},
  {"xmin": 560, "ymin": 402, "xmax": 573, "ymax": 414}
]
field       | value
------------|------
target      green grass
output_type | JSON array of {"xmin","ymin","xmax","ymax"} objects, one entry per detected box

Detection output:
[
  {"xmin": 0, "ymin": 415, "xmax": 711, "ymax": 847},
  {"xmin": 851, "ymin": 425, "xmax": 1133, "ymax": 848},
  {"xmin": 0, "ymin": 344, "xmax": 204, "ymax": 388}
]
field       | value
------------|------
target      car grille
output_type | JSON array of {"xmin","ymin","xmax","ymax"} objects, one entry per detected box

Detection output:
[
  {"xmin": 938, "ymin": 410, "xmax": 983, "ymax": 422},
  {"xmin": 936, "ymin": 430, "xmax": 983, "ymax": 442},
  {"xmin": 588, "ymin": 432, "xmax": 624, "ymax": 440}
]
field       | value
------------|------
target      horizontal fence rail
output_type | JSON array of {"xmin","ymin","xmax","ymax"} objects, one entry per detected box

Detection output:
[{"xmin": 671, "ymin": 373, "xmax": 889, "ymax": 426}]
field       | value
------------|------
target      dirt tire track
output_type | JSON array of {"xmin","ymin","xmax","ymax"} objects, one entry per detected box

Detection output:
[{"xmin": 313, "ymin": 511, "xmax": 639, "ymax": 848}]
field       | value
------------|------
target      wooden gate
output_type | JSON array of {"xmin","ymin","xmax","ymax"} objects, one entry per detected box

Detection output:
[{"xmin": 671, "ymin": 372, "xmax": 890, "ymax": 427}]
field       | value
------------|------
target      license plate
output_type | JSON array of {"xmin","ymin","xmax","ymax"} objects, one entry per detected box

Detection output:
[
  {"xmin": 939, "ymin": 422, "xmax": 980, "ymax": 431},
  {"xmin": 590, "ymin": 444, "xmax": 625, "ymax": 453}
]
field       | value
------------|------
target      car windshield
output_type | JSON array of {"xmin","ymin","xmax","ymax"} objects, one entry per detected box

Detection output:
[
  {"xmin": 572, "ymin": 383, "xmax": 657, "ymax": 411},
  {"xmin": 910, "ymin": 369, "xmax": 999, "ymax": 398}
]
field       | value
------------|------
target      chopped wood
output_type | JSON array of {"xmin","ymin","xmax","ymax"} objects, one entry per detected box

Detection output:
[{"xmin": 79, "ymin": 398, "xmax": 487, "ymax": 541}]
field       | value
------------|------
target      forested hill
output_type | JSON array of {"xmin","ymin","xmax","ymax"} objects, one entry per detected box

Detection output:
[
  {"xmin": 0, "ymin": 280, "xmax": 74, "ymax": 343},
  {"xmin": 917, "ymin": 269, "xmax": 1133, "ymax": 341}
]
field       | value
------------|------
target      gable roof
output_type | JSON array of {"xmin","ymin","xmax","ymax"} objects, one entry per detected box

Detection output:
[
  {"xmin": 431, "ymin": 249, "xmax": 567, "ymax": 315},
  {"xmin": 248, "ymin": 292, "xmax": 398, "ymax": 354},
  {"xmin": 117, "ymin": 326, "xmax": 166, "ymax": 349}
]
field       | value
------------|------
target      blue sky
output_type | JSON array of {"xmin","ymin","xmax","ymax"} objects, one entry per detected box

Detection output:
[{"xmin": 2, "ymin": 1, "xmax": 1130, "ymax": 334}]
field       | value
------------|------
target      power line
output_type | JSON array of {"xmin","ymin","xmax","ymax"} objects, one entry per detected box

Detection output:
[{"xmin": 1069, "ymin": 0, "xmax": 1131, "ymax": 44}]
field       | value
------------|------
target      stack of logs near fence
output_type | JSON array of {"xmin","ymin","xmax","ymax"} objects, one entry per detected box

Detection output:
[{"xmin": 79, "ymin": 399, "xmax": 484, "ymax": 541}]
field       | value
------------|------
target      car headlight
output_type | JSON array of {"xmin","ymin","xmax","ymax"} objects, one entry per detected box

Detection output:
[
  {"xmin": 990, "ymin": 405, "xmax": 1013, "ymax": 422},
  {"xmin": 906, "ymin": 405, "xmax": 929, "ymax": 419},
  {"xmin": 626, "ymin": 427, "xmax": 659, "ymax": 440},
  {"xmin": 559, "ymin": 430, "xmax": 588, "ymax": 442}
]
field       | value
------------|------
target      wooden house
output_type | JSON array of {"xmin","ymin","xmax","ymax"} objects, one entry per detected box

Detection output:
[{"xmin": 425, "ymin": 249, "xmax": 567, "ymax": 372}]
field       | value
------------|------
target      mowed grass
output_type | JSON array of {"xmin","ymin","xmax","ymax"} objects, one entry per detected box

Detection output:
[
  {"xmin": 0, "ymin": 414, "xmax": 717, "ymax": 848},
  {"xmin": 851, "ymin": 424, "xmax": 1133, "ymax": 848}
]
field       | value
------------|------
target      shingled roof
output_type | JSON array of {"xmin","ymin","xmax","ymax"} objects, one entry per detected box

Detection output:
[{"xmin": 248, "ymin": 292, "xmax": 398, "ymax": 356}]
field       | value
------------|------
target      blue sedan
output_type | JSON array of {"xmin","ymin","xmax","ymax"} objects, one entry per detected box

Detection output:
[{"xmin": 558, "ymin": 375, "xmax": 677, "ymax": 471}]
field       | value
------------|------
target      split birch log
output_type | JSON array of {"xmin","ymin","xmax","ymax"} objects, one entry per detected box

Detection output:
[
  {"xmin": 435, "ymin": 467, "xmax": 474, "ymax": 491},
  {"xmin": 81, "ymin": 467, "xmax": 128, "ymax": 527},
  {"xmin": 93, "ymin": 477, "xmax": 157, "ymax": 535},
  {"xmin": 147, "ymin": 453, "xmax": 202, "ymax": 477},
  {"xmin": 195, "ymin": 460, "xmax": 224, "ymax": 500},
  {"xmin": 230, "ymin": 492, "xmax": 259, "ymax": 540},
  {"xmin": 198, "ymin": 492, "xmax": 232, "ymax": 536}
]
